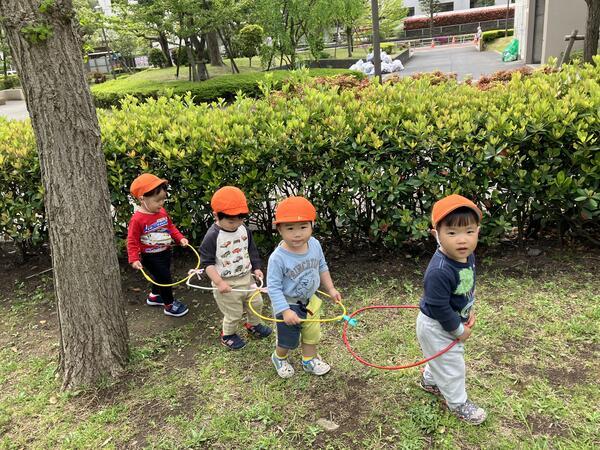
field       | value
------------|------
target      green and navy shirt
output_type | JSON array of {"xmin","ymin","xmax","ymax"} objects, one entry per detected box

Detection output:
[{"xmin": 419, "ymin": 249, "xmax": 476, "ymax": 337}]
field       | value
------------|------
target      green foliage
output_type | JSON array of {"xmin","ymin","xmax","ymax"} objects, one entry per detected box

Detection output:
[
  {"xmin": 148, "ymin": 48, "xmax": 167, "ymax": 68},
  {"xmin": 90, "ymin": 68, "xmax": 361, "ymax": 108},
  {"xmin": 237, "ymin": 24, "xmax": 264, "ymax": 61},
  {"xmin": 1, "ymin": 63, "xmax": 599, "ymax": 251},
  {"xmin": 0, "ymin": 75, "xmax": 20, "ymax": 90},
  {"xmin": 482, "ymin": 28, "xmax": 514, "ymax": 44},
  {"xmin": 20, "ymin": 23, "xmax": 54, "ymax": 43}
]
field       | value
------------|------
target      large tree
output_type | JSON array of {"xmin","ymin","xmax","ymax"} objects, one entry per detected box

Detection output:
[
  {"xmin": 419, "ymin": 0, "xmax": 441, "ymax": 38},
  {"xmin": 0, "ymin": 0, "xmax": 129, "ymax": 389},
  {"xmin": 584, "ymin": 0, "xmax": 600, "ymax": 63}
]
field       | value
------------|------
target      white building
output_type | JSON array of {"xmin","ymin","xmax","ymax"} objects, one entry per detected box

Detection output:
[
  {"xmin": 404, "ymin": 0, "xmax": 513, "ymax": 17},
  {"xmin": 514, "ymin": 0, "xmax": 589, "ymax": 64}
]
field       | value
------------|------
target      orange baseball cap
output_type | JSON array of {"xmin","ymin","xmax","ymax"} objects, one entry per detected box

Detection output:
[
  {"xmin": 273, "ymin": 196, "xmax": 317, "ymax": 224},
  {"xmin": 211, "ymin": 186, "xmax": 249, "ymax": 215},
  {"xmin": 130, "ymin": 173, "xmax": 168, "ymax": 198},
  {"xmin": 431, "ymin": 194, "xmax": 482, "ymax": 228}
]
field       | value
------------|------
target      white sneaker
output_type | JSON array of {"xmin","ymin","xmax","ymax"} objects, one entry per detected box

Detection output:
[
  {"xmin": 302, "ymin": 356, "xmax": 331, "ymax": 375},
  {"xmin": 271, "ymin": 352, "xmax": 295, "ymax": 378}
]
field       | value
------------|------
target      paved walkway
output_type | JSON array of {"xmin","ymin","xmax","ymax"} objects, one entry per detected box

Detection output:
[
  {"xmin": 386, "ymin": 44, "xmax": 525, "ymax": 81},
  {"xmin": 0, "ymin": 100, "xmax": 29, "ymax": 121}
]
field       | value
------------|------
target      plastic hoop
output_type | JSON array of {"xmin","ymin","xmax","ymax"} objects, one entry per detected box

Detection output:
[
  {"xmin": 186, "ymin": 271, "xmax": 265, "ymax": 293},
  {"xmin": 140, "ymin": 244, "xmax": 201, "ymax": 287},
  {"xmin": 342, "ymin": 305, "xmax": 475, "ymax": 370},
  {"xmin": 246, "ymin": 288, "xmax": 349, "ymax": 323}
]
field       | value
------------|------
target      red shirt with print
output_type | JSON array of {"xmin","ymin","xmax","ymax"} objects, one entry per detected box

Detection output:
[{"xmin": 127, "ymin": 208, "xmax": 185, "ymax": 263}]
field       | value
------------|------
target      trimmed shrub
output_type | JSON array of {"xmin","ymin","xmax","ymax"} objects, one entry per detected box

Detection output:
[
  {"xmin": 482, "ymin": 29, "xmax": 514, "ymax": 44},
  {"xmin": 0, "ymin": 75, "xmax": 20, "ymax": 90},
  {"xmin": 90, "ymin": 69, "xmax": 363, "ymax": 108},
  {"xmin": 148, "ymin": 48, "xmax": 167, "ymax": 68},
  {"xmin": 1, "ymin": 62, "xmax": 599, "ymax": 252},
  {"xmin": 404, "ymin": 6, "xmax": 514, "ymax": 30}
]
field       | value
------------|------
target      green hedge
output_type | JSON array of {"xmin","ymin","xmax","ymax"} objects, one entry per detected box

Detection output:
[
  {"xmin": 482, "ymin": 29, "xmax": 514, "ymax": 44},
  {"xmin": 1, "ymin": 64, "xmax": 599, "ymax": 252},
  {"xmin": 0, "ymin": 75, "xmax": 21, "ymax": 90},
  {"xmin": 91, "ymin": 69, "xmax": 363, "ymax": 109}
]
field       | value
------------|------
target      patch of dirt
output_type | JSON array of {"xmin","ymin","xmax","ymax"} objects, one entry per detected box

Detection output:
[
  {"xmin": 543, "ymin": 366, "xmax": 590, "ymax": 388},
  {"xmin": 526, "ymin": 414, "xmax": 570, "ymax": 437}
]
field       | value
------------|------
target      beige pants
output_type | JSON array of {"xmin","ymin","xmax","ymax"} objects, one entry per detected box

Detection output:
[{"xmin": 213, "ymin": 272, "xmax": 263, "ymax": 335}]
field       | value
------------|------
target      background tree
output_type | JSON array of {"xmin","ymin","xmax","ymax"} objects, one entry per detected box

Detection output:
[
  {"xmin": 149, "ymin": 47, "xmax": 168, "ymax": 67},
  {"xmin": 334, "ymin": 0, "xmax": 368, "ymax": 57},
  {"xmin": 0, "ymin": 0, "xmax": 129, "ymax": 389},
  {"xmin": 378, "ymin": 0, "xmax": 407, "ymax": 39},
  {"xmin": 237, "ymin": 24, "xmax": 264, "ymax": 66},
  {"xmin": 419, "ymin": 0, "xmax": 441, "ymax": 38},
  {"xmin": 584, "ymin": 0, "xmax": 600, "ymax": 63}
]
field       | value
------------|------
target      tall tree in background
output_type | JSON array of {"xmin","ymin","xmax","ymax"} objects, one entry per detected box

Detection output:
[
  {"xmin": 584, "ymin": 0, "xmax": 600, "ymax": 63},
  {"xmin": 0, "ymin": 0, "xmax": 129, "ymax": 389},
  {"xmin": 332, "ymin": 0, "xmax": 366, "ymax": 57},
  {"xmin": 419, "ymin": 0, "xmax": 441, "ymax": 38}
]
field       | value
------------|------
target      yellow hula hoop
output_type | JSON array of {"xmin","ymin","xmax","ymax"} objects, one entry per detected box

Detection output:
[
  {"xmin": 140, "ymin": 245, "xmax": 201, "ymax": 287},
  {"xmin": 247, "ymin": 288, "xmax": 347, "ymax": 323}
]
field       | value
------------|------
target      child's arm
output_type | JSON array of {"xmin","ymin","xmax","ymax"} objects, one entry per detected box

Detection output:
[
  {"xmin": 199, "ymin": 228, "xmax": 231, "ymax": 293},
  {"xmin": 165, "ymin": 210, "xmax": 187, "ymax": 246},
  {"xmin": 316, "ymin": 240, "xmax": 341, "ymax": 301},
  {"xmin": 246, "ymin": 228, "xmax": 263, "ymax": 280},
  {"xmin": 127, "ymin": 216, "xmax": 143, "ymax": 269},
  {"xmin": 319, "ymin": 271, "xmax": 341, "ymax": 302},
  {"xmin": 424, "ymin": 269, "xmax": 465, "ymax": 338},
  {"xmin": 267, "ymin": 254, "xmax": 301, "ymax": 325}
]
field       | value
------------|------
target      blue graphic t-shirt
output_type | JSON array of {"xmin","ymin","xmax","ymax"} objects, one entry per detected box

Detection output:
[
  {"xmin": 267, "ymin": 237, "xmax": 329, "ymax": 315},
  {"xmin": 419, "ymin": 249, "xmax": 476, "ymax": 336}
]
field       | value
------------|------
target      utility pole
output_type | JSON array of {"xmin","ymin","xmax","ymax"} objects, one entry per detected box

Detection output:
[
  {"xmin": 505, "ymin": 0, "xmax": 511, "ymax": 37},
  {"xmin": 370, "ymin": 0, "xmax": 382, "ymax": 83}
]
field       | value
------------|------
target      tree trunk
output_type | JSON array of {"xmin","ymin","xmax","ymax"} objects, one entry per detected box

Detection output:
[
  {"xmin": 190, "ymin": 35, "xmax": 209, "ymax": 80},
  {"xmin": 186, "ymin": 38, "xmax": 200, "ymax": 81},
  {"xmin": 206, "ymin": 30, "xmax": 223, "ymax": 66},
  {"xmin": 0, "ymin": 0, "xmax": 129, "ymax": 390},
  {"xmin": 584, "ymin": 0, "xmax": 600, "ymax": 63},
  {"xmin": 158, "ymin": 31, "xmax": 173, "ymax": 67},
  {"xmin": 346, "ymin": 25, "xmax": 353, "ymax": 57},
  {"xmin": 217, "ymin": 28, "xmax": 239, "ymax": 73}
]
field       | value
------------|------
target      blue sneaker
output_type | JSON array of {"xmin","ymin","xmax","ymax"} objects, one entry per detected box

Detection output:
[
  {"xmin": 245, "ymin": 323, "xmax": 273, "ymax": 339},
  {"xmin": 146, "ymin": 293, "xmax": 165, "ymax": 306},
  {"xmin": 221, "ymin": 333, "xmax": 246, "ymax": 350},
  {"xmin": 163, "ymin": 300, "xmax": 189, "ymax": 317}
]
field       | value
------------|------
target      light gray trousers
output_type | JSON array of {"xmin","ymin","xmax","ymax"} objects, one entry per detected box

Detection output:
[{"xmin": 416, "ymin": 312, "xmax": 467, "ymax": 408}]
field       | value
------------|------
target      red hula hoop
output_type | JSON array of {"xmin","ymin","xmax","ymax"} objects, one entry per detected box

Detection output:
[{"xmin": 342, "ymin": 305, "xmax": 475, "ymax": 370}]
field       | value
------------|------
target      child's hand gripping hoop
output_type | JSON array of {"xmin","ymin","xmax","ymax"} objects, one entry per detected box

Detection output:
[
  {"xmin": 246, "ymin": 289, "xmax": 355, "ymax": 325},
  {"xmin": 140, "ymin": 245, "xmax": 201, "ymax": 287},
  {"xmin": 186, "ymin": 270, "xmax": 266, "ymax": 293},
  {"xmin": 342, "ymin": 306, "xmax": 476, "ymax": 370}
]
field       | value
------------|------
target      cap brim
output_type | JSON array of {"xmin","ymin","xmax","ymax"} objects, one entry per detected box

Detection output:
[
  {"xmin": 434, "ymin": 204, "xmax": 482, "ymax": 227},
  {"xmin": 142, "ymin": 178, "xmax": 168, "ymax": 195},
  {"xmin": 220, "ymin": 206, "xmax": 249, "ymax": 216},
  {"xmin": 273, "ymin": 216, "xmax": 315, "ymax": 224}
]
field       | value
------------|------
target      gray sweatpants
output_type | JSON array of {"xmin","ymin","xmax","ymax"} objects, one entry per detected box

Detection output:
[{"xmin": 416, "ymin": 312, "xmax": 467, "ymax": 409}]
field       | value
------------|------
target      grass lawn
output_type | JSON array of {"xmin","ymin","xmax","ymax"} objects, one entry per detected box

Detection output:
[
  {"xmin": 486, "ymin": 36, "xmax": 514, "ymax": 54},
  {"xmin": 0, "ymin": 246, "xmax": 598, "ymax": 448}
]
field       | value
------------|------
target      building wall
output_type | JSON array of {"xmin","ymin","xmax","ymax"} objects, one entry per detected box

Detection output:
[
  {"xmin": 404, "ymin": 0, "xmax": 509, "ymax": 16},
  {"xmin": 516, "ymin": 0, "xmax": 587, "ymax": 64},
  {"xmin": 541, "ymin": 0, "xmax": 586, "ymax": 63}
]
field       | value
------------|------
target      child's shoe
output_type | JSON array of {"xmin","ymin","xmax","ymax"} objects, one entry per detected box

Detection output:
[
  {"xmin": 419, "ymin": 377, "xmax": 442, "ymax": 396},
  {"xmin": 302, "ymin": 355, "xmax": 331, "ymax": 376},
  {"xmin": 271, "ymin": 352, "xmax": 295, "ymax": 378},
  {"xmin": 163, "ymin": 300, "xmax": 189, "ymax": 317},
  {"xmin": 146, "ymin": 293, "xmax": 165, "ymax": 306},
  {"xmin": 221, "ymin": 333, "xmax": 246, "ymax": 350},
  {"xmin": 451, "ymin": 400, "xmax": 487, "ymax": 425},
  {"xmin": 244, "ymin": 323, "xmax": 273, "ymax": 339}
]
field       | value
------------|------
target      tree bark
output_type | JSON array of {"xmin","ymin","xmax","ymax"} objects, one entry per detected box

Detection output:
[
  {"xmin": 206, "ymin": 30, "xmax": 223, "ymax": 66},
  {"xmin": 158, "ymin": 31, "xmax": 173, "ymax": 67},
  {"xmin": 190, "ymin": 35, "xmax": 209, "ymax": 80},
  {"xmin": 0, "ymin": 0, "xmax": 129, "ymax": 390},
  {"xmin": 346, "ymin": 25, "xmax": 353, "ymax": 57},
  {"xmin": 217, "ymin": 28, "xmax": 239, "ymax": 73},
  {"xmin": 584, "ymin": 0, "xmax": 600, "ymax": 63}
]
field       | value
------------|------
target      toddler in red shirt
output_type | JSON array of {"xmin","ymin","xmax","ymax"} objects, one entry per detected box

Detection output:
[{"xmin": 127, "ymin": 173, "xmax": 189, "ymax": 317}]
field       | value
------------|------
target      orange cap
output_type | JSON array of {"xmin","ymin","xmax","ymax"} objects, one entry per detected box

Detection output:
[
  {"xmin": 273, "ymin": 196, "xmax": 317, "ymax": 224},
  {"xmin": 431, "ymin": 194, "xmax": 482, "ymax": 228},
  {"xmin": 211, "ymin": 186, "xmax": 249, "ymax": 215},
  {"xmin": 130, "ymin": 173, "xmax": 168, "ymax": 198}
]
